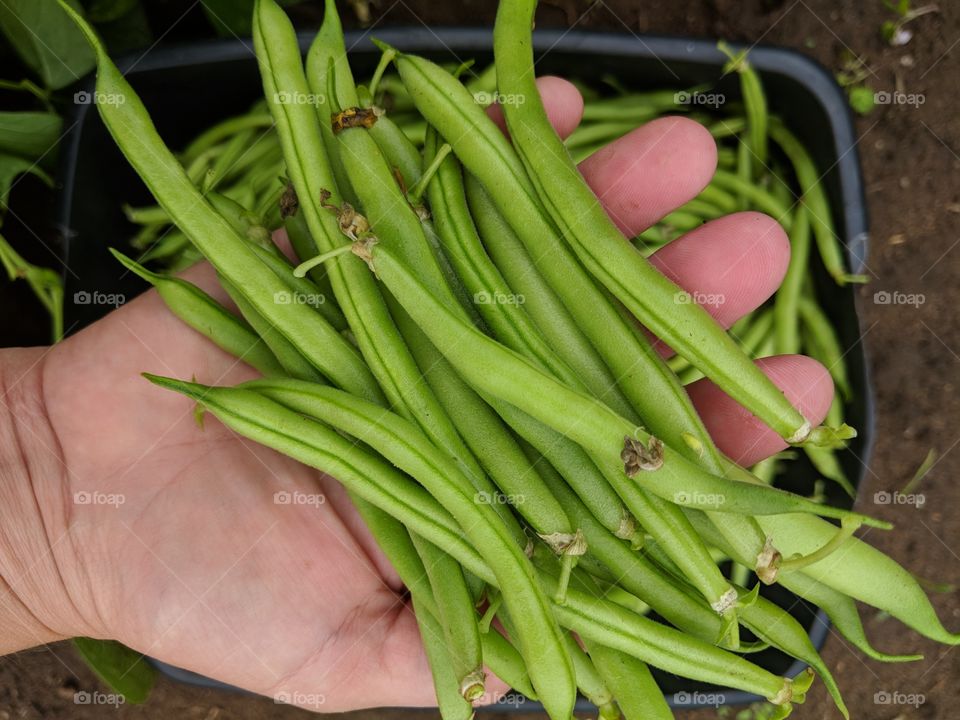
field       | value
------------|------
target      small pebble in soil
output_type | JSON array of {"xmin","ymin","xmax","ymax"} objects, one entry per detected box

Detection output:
[{"xmin": 888, "ymin": 233, "xmax": 906, "ymax": 245}]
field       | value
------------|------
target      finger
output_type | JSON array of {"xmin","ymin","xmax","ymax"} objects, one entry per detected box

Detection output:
[
  {"xmin": 487, "ymin": 75, "xmax": 584, "ymax": 140},
  {"xmin": 579, "ymin": 116, "xmax": 717, "ymax": 235},
  {"xmin": 687, "ymin": 355, "xmax": 834, "ymax": 466},
  {"xmin": 648, "ymin": 212, "xmax": 790, "ymax": 343}
]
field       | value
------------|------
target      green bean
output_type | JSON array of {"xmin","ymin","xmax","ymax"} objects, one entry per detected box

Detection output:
[
  {"xmin": 465, "ymin": 178, "xmax": 637, "ymax": 419},
  {"xmin": 711, "ymin": 168, "xmax": 792, "ymax": 222},
  {"xmin": 774, "ymin": 204, "xmax": 810, "ymax": 355},
  {"xmin": 720, "ymin": 43, "xmax": 768, "ymax": 177},
  {"xmin": 526, "ymin": 444, "xmax": 724, "ymax": 643},
  {"xmin": 350, "ymin": 494, "xmax": 538, "ymax": 698},
  {"xmin": 561, "ymin": 561, "xmax": 674, "ymax": 720},
  {"xmin": 282, "ymin": 206, "xmax": 339, "ymax": 308},
  {"xmin": 409, "ymin": 534, "xmax": 485, "ymax": 700},
  {"xmin": 220, "ymin": 276, "xmax": 323, "ymax": 382},
  {"xmin": 768, "ymin": 120, "xmax": 868, "ymax": 285},
  {"xmin": 536, "ymin": 572, "xmax": 793, "ymax": 706},
  {"xmin": 63, "ymin": 4, "xmax": 377, "ymax": 400},
  {"xmin": 736, "ymin": 588, "xmax": 848, "ymax": 718},
  {"xmin": 696, "ymin": 182, "xmax": 739, "ymax": 214},
  {"xmin": 492, "ymin": 2, "xmax": 829, "ymax": 447},
  {"xmin": 390, "ymin": 301, "xmax": 573, "ymax": 539},
  {"xmin": 180, "ymin": 111, "xmax": 275, "ymax": 166},
  {"xmin": 412, "ymin": 595, "xmax": 473, "ymax": 720},
  {"xmin": 798, "ymin": 295, "xmax": 853, "ymax": 401},
  {"xmin": 757, "ymin": 512, "xmax": 960, "ymax": 644},
  {"xmin": 234, "ymin": 374, "xmax": 574, "ymax": 717},
  {"xmin": 565, "ymin": 120, "xmax": 641, "ymax": 150},
  {"xmin": 140, "ymin": 229, "xmax": 190, "ymax": 263},
  {"xmin": 562, "ymin": 632, "xmax": 620, "ymax": 720},
  {"xmin": 585, "ymin": 642, "xmax": 671, "ymax": 720},
  {"xmin": 775, "ymin": 571, "xmax": 923, "ymax": 664},
  {"xmin": 109, "ymin": 250, "xmax": 284, "ymax": 376}
]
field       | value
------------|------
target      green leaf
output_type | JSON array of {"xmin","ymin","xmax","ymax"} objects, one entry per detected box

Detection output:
[
  {"xmin": 72, "ymin": 638, "xmax": 156, "ymax": 704},
  {"xmin": 0, "ymin": 152, "xmax": 54, "ymax": 209},
  {"xmin": 0, "ymin": 0, "xmax": 95, "ymax": 90},
  {"xmin": 0, "ymin": 111, "xmax": 62, "ymax": 163}
]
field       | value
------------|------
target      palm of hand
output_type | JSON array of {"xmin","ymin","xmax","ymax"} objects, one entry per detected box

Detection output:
[
  {"xmin": 41, "ymin": 264, "xmax": 426, "ymax": 710},
  {"xmin": 28, "ymin": 77, "xmax": 833, "ymax": 713}
]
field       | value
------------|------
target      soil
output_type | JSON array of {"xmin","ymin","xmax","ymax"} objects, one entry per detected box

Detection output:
[{"xmin": 2, "ymin": 0, "xmax": 959, "ymax": 718}]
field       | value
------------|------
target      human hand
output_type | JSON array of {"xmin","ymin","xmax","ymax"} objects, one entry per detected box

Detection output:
[{"xmin": 0, "ymin": 75, "xmax": 832, "ymax": 712}]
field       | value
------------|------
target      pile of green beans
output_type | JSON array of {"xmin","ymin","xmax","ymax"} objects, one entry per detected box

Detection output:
[{"xmin": 62, "ymin": 0, "xmax": 960, "ymax": 717}]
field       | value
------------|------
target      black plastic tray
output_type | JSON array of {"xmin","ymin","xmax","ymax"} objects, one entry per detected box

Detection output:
[{"xmin": 56, "ymin": 27, "xmax": 873, "ymax": 714}]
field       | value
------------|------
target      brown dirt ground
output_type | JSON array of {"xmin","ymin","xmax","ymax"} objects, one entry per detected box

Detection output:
[{"xmin": 2, "ymin": 0, "xmax": 960, "ymax": 718}]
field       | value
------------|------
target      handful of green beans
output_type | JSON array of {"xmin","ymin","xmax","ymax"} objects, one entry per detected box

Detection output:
[{"xmin": 62, "ymin": 0, "xmax": 958, "ymax": 717}]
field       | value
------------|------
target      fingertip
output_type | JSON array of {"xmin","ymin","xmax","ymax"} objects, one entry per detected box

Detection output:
[
  {"xmin": 687, "ymin": 354, "xmax": 834, "ymax": 466},
  {"xmin": 579, "ymin": 116, "xmax": 717, "ymax": 235},
  {"xmin": 649, "ymin": 211, "xmax": 791, "ymax": 329},
  {"xmin": 487, "ymin": 75, "xmax": 584, "ymax": 140}
]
